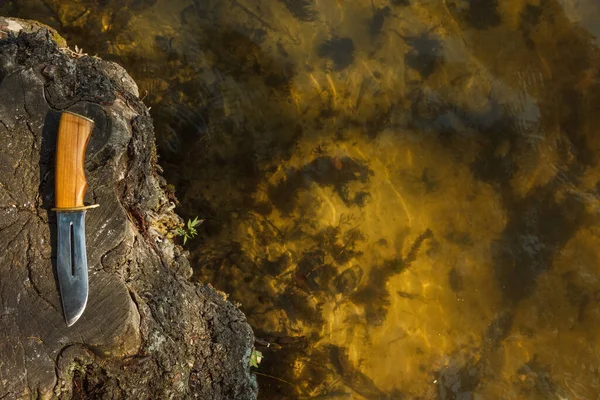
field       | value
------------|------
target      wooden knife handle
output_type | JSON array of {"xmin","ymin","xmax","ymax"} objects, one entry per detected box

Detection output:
[{"xmin": 55, "ymin": 111, "xmax": 94, "ymax": 209}]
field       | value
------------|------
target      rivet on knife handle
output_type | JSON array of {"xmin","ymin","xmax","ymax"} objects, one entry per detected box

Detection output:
[{"xmin": 52, "ymin": 111, "xmax": 99, "ymax": 327}]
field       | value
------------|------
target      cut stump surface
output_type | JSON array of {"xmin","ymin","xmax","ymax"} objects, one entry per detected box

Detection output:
[{"xmin": 0, "ymin": 17, "xmax": 257, "ymax": 400}]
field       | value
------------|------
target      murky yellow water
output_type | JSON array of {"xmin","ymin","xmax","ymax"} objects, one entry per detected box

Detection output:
[{"xmin": 5, "ymin": 0, "xmax": 600, "ymax": 398}]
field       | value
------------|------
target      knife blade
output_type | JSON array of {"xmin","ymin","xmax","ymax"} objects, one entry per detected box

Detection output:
[{"xmin": 52, "ymin": 111, "xmax": 98, "ymax": 327}]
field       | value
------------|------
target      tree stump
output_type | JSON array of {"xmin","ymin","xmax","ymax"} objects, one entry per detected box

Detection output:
[{"xmin": 0, "ymin": 17, "xmax": 258, "ymax": 399}]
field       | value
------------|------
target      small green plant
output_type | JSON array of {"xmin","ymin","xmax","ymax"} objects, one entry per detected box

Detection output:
[
  {"xmin": 250, "ymin": 349, "xmax": 263, "ymax": 368},
  {"xmin": 175, "ymin": 216, "xmax": 202, "ymax": 244}
]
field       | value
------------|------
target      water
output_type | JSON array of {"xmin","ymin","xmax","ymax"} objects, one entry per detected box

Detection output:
[{"xmin": 3, "ymin": 0, "xmax": 600, "ymax": 398}]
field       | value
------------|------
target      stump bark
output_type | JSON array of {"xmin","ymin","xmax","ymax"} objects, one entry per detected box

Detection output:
[{"xmin": 0, "ymin": 17, "xmax": 258, "ymax": 399}]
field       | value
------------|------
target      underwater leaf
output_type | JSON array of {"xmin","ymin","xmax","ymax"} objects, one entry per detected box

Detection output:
[
  {"xmin": 279, "ymin": 0, "xmax": 318, "ymax": 22},
  {"xmin": 250, "ymin": 349, "xmax": 263, "ymax": 368}
]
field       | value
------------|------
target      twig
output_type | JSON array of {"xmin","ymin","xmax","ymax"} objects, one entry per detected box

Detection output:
[
  {"xmin": 254, "ymin": 372, "xmax": 294, "ymax": 386},
  {"xmin": 231, "ymin": 0, "xmax": 276, "ymax": 33}
]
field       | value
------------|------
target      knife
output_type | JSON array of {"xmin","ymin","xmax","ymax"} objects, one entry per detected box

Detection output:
[{"xmin": 52, "ymin": 111, "xmax": 99, "ymax": 327}]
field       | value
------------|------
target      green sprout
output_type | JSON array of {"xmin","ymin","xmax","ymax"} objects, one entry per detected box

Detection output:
[
  {"xmin": 175, "ymin": 216, "xmax": 203, "ymax": 244},
  {"xmin": 250, "ymin": 349, "xmax": 263, "ymax": 368}
]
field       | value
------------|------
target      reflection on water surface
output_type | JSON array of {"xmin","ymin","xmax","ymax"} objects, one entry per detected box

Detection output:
[{"xmin": 4, "ymin": 0, "xmax": 600, "ymax": 398}]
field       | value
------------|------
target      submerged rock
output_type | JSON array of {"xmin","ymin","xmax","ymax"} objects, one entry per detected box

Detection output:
[{"xmin": 0, "ymin": 18, "xmax": 257, "ymax": 399}]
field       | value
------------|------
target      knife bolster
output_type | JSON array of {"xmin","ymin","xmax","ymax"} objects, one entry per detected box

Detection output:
[
  {"xmin": 51, "ymin": 204, "xmax": 100, "ymax": 212},
  {"xmin": 55, "ymin": 111, "xmax": 95, "ymax": 209}
]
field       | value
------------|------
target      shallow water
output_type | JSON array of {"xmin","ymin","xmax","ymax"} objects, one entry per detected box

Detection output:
[{"xmin": 4, "ymin": 0, "xmax": 600, "ymax": 398}]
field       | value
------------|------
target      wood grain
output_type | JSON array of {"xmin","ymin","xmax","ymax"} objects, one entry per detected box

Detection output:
[{"xmin": 55, "ymin": 111, "xmax": 94, "ymax": 209}]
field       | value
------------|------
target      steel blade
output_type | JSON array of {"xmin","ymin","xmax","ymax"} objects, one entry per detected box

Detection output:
[{"xmin": 56, "ymin": 211, "xmax": 89, "ymax": 326}]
